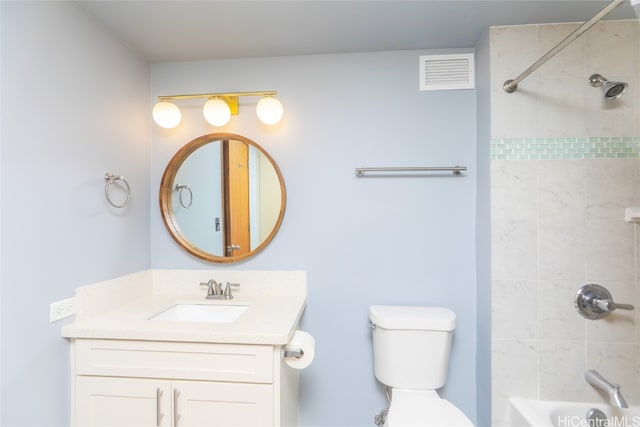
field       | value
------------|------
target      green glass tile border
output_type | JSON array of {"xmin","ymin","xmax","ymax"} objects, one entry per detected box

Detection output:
[{"xmin": 490, "ymin": 137, "xmax": 640, "ymax": 160}]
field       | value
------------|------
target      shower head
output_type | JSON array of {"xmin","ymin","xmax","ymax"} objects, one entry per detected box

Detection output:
[{"xmin": 589, "ymin": 73, "xmax": 628, "ymax": 100}]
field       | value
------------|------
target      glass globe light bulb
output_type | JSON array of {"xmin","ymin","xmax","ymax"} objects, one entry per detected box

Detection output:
[
  {"xmin": 256, "ymin": 96, "xmax": 283, "ymax": 125},
  {"xmin": 152, "ymin": 101, "xmax": 181, "ymax": 129},
  {"xmin": 203, "ymin": 98, "xmax": 231, "ymax": 127}
]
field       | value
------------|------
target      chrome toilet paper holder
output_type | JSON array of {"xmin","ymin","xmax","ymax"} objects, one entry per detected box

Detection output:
[{"xmin": 281, "ymin": 348, "xmax": 304, "ymax": 359}]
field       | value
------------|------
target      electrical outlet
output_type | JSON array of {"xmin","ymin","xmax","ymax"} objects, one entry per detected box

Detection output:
[{"xmin": 50, "ymin": 297, "xmax": 76, "ymax": 323}]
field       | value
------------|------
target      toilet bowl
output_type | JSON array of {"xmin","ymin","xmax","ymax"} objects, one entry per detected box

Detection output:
[
  {"xmin": 369, "ymin": 305, "xmax": 473, "ymax": 427},
  {"xmin": 386, "ymin": 389, "xmax": 472, "ymax": 427}
]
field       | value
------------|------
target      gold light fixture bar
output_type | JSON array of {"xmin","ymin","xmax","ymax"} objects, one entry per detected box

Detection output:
[
  {"xmin": 152, "ymin": 91, "xmax": 282, "ymax": 128},
  {"xmin": 157, "ymin": 91, "xmax": 277, "ymax": 116},
  {"xmin": 157, "ymin": 91, "xmax": 277, "ymax": 101}
]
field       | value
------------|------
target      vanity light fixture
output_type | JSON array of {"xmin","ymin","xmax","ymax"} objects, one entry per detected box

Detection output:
[
  {"xmin": 256, "ymin": 95, "xmax": 284, "ymax": 125},
  {"xmin": 152, "ymin": 101, "xmax": 182, "ymax": 129},
  {"xmin": 203, "ymin": 97, "xmax": 232, "ymax": 127},
  {"xmin": 152, "ymin": 91, "xmax": 283, "ymax": 129}
]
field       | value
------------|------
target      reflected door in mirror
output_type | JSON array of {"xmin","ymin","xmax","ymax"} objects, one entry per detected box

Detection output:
[{"xmin": 224, "ymin": 139, "xmax": 250, "ymax": 257}]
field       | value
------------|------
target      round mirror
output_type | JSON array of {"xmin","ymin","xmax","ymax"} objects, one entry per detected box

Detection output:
[{"xmin": 160, "ymin": 133, "xmax": 286, "ymax": 263}]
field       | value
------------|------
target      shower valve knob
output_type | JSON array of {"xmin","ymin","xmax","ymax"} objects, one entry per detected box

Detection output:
[{"xmin": 575, "ymin": 284, "xmax": 635, "ymax": 320}]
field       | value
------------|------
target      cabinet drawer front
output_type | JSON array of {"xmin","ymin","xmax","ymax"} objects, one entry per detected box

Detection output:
[{"xmin": 76, "ymin": 339, "xmax": 273, "ymax": 383}]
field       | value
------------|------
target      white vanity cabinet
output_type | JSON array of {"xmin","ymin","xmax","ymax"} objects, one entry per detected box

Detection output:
[{"xmin": 70, "ymin": 339, "xmax": 298, "ymax": 427}]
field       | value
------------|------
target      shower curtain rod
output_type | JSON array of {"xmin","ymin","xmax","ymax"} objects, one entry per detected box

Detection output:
[{"xmin": 503, "ymin": 0, "xmax": 625, "ymax": 93}]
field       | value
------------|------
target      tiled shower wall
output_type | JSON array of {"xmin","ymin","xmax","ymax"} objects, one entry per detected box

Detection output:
[{"xmin": 490, "ymin": 20, "xmax": 640, "ymax": 426}]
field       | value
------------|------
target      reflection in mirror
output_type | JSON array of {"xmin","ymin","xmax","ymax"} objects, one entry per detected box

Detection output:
[{"xmin": 160, "ymin": 133, "xmax": 286, "ymax": 263}]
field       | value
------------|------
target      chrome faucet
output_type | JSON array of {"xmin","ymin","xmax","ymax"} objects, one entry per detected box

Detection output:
[
  {"xmin": 585, "ymin": 370, "xmax": 628, "ymax": 408},
  {"xmin": 199, "ymin": 279, "xmax": 239, "ymax": 300}
]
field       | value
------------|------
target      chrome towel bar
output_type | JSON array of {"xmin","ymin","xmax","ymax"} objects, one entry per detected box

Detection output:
[{"xmin": 355, "ymin": 166, "xmax": 467, "ymax": 177}]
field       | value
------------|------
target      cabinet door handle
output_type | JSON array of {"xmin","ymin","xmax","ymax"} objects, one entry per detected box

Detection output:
[
  {"xmin": 156, "ymin": 388, "xmax": 164, "ymax": 427},
  {"xmin": 173, "ymin": 389, "xmax": 181, "ymax": 426}
]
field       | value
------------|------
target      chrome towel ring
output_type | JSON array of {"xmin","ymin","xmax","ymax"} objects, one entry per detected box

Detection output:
[
  {"xmin": 175, "ymin": 184, "xmax": 193, "ymax": 209},
  {"xmin": 104, "ymin": 173, "xmax": 131, "ymax": 208}
]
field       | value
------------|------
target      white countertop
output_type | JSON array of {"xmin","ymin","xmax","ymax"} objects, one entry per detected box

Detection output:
[{"xmin": 62, "ymin": 269, "xmax": 307, "ymax": 345}]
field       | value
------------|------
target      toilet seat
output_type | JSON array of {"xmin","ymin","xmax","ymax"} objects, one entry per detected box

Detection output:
[{"xmin": 386, "ymin": 389, "xmax": 474, "ymax": 427}]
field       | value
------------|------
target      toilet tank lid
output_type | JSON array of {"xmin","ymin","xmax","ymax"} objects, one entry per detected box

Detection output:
[{"xmin": 369, "ymin": 305, "xmax": 456, "ymax": 331}]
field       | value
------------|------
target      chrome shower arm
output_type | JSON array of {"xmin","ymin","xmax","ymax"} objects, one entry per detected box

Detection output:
[{"xmin": 503, "ymin": 0, "xmax": 625, "ymax": 93}]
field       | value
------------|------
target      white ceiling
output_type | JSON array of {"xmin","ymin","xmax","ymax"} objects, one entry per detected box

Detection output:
[{"xmin": 76, "ymin": 1, "xmax": 638, "ymax": 63}]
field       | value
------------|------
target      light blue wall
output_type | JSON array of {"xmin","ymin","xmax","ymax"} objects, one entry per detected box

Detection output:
[
  {"xmin": 1, "ymin": 2, "xmax": 151, "ymax": 425},
  {"xmin": 474, "ymin": 30, "xmax": 493, "ymax": 427},
  {"xmin": 151, "ymin": 51, "xmax": 479, "ymax": 425},
  {"xmin": 0, "ymin": 2, "xmax": 3, "ymax": 420}
]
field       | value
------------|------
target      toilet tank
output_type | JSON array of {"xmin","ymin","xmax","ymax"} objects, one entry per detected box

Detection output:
[{"xmin": 369, "ymin": 305, "xmax": 456, "ymax": 390}]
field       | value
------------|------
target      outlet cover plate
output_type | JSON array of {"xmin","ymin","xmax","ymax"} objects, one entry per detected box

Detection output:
[{"xmin": 50, "ymin": 297, "xmax": 76, "ymax": 322}]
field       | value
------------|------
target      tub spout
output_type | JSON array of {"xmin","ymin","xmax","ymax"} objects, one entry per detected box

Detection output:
[{"xmin": 585, "ymin": 370, "xmax": 628, "ymax": 408}]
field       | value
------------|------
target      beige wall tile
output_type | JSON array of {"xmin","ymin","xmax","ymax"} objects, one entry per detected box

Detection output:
[
  {"xmin": 538, "ymin": 221, "xmax": 585, "ymax": 280},
  {"xmin": 493, "ymin": 279, "xmax": 538, "ymax": 340},
  {"xmin": 491, "ymin": 25, "xmax": 539, "ymax": 78},
  {"xmin": 586, "ymin": 158, "xmax": 638, "ymax": 219},
  {"xmin": 586, "ymin": 220, "xmax": 635, "ymax": 280},
  {"xmin": 491, "ymin": 220, "xmax": 538, "ymax": 280},
  {"xmin": 491, "ymin": 160, "xmax": 537, "ymax": 220},
  {"xmin": 491, "ymin": 87, "xmax": 538, "ymax": 138},
  {"xmin": 539, "ymin": 340, "xmax": 589, "ymax": 401},
  {"xmin": 538, "ymin": 160, "xmax": 585, "ymax": 220},
  {"xmin": 536, "ymin": 78, "xmax": 587, "ymax": 138},
  {"xmin": 538, "ymin": 280, "xmax": 586, "ymax": 341}
]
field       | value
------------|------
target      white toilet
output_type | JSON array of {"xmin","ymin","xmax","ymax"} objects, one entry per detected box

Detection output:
[{"xmin": 369, "ymin": 305, "xmax": 474, "ymax": 427}]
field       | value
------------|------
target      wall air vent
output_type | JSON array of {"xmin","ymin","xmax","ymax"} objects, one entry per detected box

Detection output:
[{"xmin": 419, "ymin": 53, "xmax": 475, "ymax": 91}]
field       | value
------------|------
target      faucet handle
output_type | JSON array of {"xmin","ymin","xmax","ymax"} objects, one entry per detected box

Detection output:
[
  {"xmin": 575, "ymin": 284, "xmax": 635, "ymax": 319},
  {"xmin": 594, "ymin": 299, "xmax": 634, "ymax": 312},
  {"xmin": 200, "ymin": 280, "xmax": 223, "ymax": 296},
  {"xmin": 200, "ymin": 281, "xmax": 214, "ymax": 295},
  {"xmin": 224, "ymin": 282, "xmax": 240, "ymax": 298}
]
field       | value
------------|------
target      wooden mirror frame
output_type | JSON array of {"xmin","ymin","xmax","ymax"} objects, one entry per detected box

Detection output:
[{"xmin": 159, "ymin": 133, "xmax": 286, "ymax": 263}]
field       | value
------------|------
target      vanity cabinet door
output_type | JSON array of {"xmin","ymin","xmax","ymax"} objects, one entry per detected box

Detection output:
[
  {"xmin": 71, "ymin": 340, "xmax": 284, "ymax": 426},
  {"xmin": 76, "ymin": 376, "xmax": 171, "ymax": 427},
  {"xmin": 174, "ymin": 380, "xmax": 274, "ymax": 427},
  {"xmin": 75, "ymin": 376, "xmax": 273, "ymax": 427}
]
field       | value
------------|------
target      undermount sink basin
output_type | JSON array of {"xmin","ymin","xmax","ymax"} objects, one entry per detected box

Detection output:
[{"xmin": 149, "ymin": 304, "xmax": 248, "ymax": 323}]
